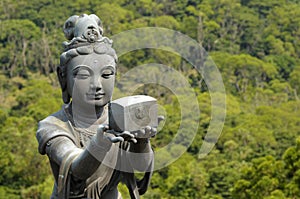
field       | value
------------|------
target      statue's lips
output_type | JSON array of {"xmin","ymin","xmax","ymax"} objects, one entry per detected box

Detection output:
[{"xmin": 86, "ymin": 93, "xmax": 105, "ymax": 100}]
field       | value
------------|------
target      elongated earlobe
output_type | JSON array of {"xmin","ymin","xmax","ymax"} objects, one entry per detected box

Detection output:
[
  {"xmin": 62, "ymin": 90, "xmax": 71, "ymax": 104},
  {"xmin": 57, "ymin": 66, "xmax": 70, "ymax": 104}
]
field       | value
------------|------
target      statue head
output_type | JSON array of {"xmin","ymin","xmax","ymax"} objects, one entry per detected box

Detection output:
[{"xmin": 57, "ymin": 14, "xmax": 118, "ymax": 106}]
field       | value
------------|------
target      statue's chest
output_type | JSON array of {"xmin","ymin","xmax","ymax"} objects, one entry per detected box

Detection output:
[{"xmin": 73, "ymin": 127, "xmax": 96, "ymax": 148}]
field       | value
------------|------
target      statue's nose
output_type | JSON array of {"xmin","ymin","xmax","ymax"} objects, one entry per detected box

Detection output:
[{"xmin": 91, "ymin": 76, "xmax": 102, "ymax": 90}]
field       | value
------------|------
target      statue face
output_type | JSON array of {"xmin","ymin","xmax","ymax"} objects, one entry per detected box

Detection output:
[{"xmin": 66, "ymin": 53, "xmax": 116, "ymax": 107}]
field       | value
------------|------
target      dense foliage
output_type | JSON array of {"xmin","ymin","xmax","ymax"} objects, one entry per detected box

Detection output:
[{"xmin": 0, "ymin": 0, "xmax": 299, "ymax": 198}]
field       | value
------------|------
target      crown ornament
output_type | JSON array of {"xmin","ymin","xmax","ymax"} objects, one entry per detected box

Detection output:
[{"xmin": 62, "ymin": 14, "xmax": 112, "ymax": 51}]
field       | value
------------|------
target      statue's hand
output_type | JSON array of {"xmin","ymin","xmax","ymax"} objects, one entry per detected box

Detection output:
[
  {"xmin": 100, "ymin": 125, "xmax": 136, "ymax": 143},
  {"xmin": 97, "ymin": 125, "xmax": 125, "ymax": 143},
  {"xmin": 100, "ymin": 115, "xmax": 165, "ymax": 143},
  {"xmin": 132, "ymin": 115, "xmax": 165, "ymax": 140},
  {"xmin": 133, "ymin": 126, "xmax": 156, "ymax": 139},
  {"xmin": 158, "ymin": 115, "xmax": 165, "ymax": 126}
]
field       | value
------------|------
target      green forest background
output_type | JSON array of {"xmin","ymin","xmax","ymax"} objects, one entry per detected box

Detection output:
[{"xmin": 1, "ymin": 0, "xmax": 300, "ymax": 198}]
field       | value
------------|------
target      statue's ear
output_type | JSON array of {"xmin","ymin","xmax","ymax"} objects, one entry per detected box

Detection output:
[
  {"xmin": 57, "ymin": 66, "xmax": 70, "ymax": 104},
  {"xmin": 57, "ymin": 66, "xmax": 66, "ymax": 90}
]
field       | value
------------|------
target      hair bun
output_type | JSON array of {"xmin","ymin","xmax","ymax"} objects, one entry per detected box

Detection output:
[{"xmin": 62, "ymin": 14, "xmax": 108, "ymax": 51}]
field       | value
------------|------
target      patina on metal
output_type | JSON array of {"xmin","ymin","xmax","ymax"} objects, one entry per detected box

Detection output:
[{"xmin": 36, "ymin": 14, "xmax": 158, "ymax": 199}]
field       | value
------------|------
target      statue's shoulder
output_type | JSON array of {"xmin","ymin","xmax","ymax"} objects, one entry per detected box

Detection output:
[
  {"xmin": 36, "ymin": 106, "xmax": 76, "ymax": 154},
  {"xmin": 39, "ymin": 107, "xmax": 68, "ymax": 126},
  {"xmin": 37, "ymin": 106, "xmax": 68, "ymax": 132}
]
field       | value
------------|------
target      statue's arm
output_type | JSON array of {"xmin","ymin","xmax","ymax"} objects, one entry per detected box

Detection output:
[
  {"xmin": 45, "ymin": 131, "xmax": 111, "ymax": 180},
  {"xmin": 127, "ymin": 115, "xmax": 163, "ymax": 156},
  {"xmin": 127, "ymin": 138, "xmax": 154, "ymax": 172},
  {"xmin": 128, "ymin": 138, "xmax": 152, "ymax": 153}
]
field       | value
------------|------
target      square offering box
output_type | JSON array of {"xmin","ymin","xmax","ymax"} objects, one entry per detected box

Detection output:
[{"xmin": 109, "ymin": 95, "xmax": 158, "ymax": 132}]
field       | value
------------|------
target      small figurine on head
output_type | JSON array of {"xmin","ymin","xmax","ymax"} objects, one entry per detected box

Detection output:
[{"xmin": 36, "ymin": 14, "xmax": 160, "ymax": 199}]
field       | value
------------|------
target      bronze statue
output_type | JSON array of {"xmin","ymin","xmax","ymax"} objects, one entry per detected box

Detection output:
[{"xmin": 36, "ymin": 14, "xmax": 160, "ymax": 199}]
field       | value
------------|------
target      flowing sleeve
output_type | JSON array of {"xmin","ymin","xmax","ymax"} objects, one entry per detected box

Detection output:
[
  {"xmin": 119, "ymin": 141, "xmax": 154, "ymax": 197},
  {"xmin": 36, "ymin": 109, "xmax": 85, "ymax": 198},
  {"xmin": 36, "ymin": 109, "xmax": 79, "ymax": 155},
  {"xmin": 36, "ymin": 109, "xmax": 118, "ymax": 198}
]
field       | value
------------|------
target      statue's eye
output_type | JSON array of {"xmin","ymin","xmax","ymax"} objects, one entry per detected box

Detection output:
[
  {"xmin": 101, "ymin": 68, "xmax": 114, "ymax": 79},
  {"xmin": 74, "ymin": 69, "xmax": 90, "ymax": 79}
]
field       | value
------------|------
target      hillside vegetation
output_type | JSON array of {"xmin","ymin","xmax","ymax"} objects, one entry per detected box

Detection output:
[{"xmin": 0, "ymin": 0, "xmax": 300, "ymax": 198}]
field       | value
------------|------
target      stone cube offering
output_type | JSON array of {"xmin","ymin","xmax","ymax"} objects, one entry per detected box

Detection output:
[{"xmin": 109, "ymin": 95, "xmax": 158, "ymax": 132}]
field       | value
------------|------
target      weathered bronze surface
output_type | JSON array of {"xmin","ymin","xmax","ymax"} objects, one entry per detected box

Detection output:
[{"xmin": 36, "ymin": 14, "xmax": 158, "ymax": 199}]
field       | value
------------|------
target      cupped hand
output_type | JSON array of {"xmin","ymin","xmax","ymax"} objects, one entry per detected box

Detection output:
[
  {"xmin": 97, "ymin": 124, "xmax": 124, "ymax": 143},
  {"xmin": 133, "ymin": 126, "xmax": 156, "ymax": 139},
  {"xmin": 98, "ymin": 115, "xmax": 165, "ymax": 143},
  {"xmin": 132, "ymin": 115, "xmax": 165, "ymax": 139},
  {"xmin": 98, "ymin": 125, "xmax": 136, "ymax": 143}
]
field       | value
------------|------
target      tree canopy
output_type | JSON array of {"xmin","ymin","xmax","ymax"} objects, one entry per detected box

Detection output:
[{"xmin": 0, "ymin": 0, "xmax": 300, "ymax": 198}]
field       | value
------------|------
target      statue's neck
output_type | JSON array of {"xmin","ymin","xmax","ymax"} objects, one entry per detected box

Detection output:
[{"xmin": 68, "ymin": 102, "xmax": 108, "ymax": 129}]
